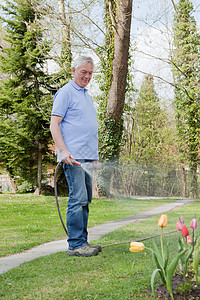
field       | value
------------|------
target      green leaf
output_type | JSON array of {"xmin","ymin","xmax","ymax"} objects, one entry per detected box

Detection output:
[
  {"xmin": 152, "ymin": 241, "xmax": 166, "ymax": 284},
  {"xmin": 180, "ymin": 247, "xmax": 193, "ymax": 279},
  {"xmin": 166, "ymin": 250, "xmax": 186, "ymax": 299},
  {"xmin": 193, "ymin": 238, "xmax": 200, "ymax": 285},
  {"xmin": 152, "ymin": 252, "xmax": 166, "ymax": 284},
  {"xmin": 151, "ymin": 268, "xmax": 161, "ymax": 297},
  {"xmin": 164, "ymin": 242, "xmax": 169, "ymax": 271},
  {"xmin": 152, "ymin": 241, "xmax": 164, "ymax": 268},
  {"xmin": 178, "ymin": 237, "xmax": 184, "ymax": 251},
  {"xmin": 185, "ymin": 247, "xmax": 193, "ymax": 262}
]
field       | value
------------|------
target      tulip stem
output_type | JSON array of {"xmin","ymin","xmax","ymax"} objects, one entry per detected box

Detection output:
[
  {"xmin": 161, "ymin": 227, "xmax": 164, "ymax": 262},
  {"xmin": 192, "ymin": 229, "xmax": 195, "ymax": 253},
  {"xmin": 183, "ymin": 237, "xmax": 187, "ymax": 249}
]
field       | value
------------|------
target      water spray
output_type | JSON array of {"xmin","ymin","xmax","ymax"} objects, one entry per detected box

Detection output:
[{"xmin": 54, "ymin": 161, "xmax": 179, "ymax": 248}]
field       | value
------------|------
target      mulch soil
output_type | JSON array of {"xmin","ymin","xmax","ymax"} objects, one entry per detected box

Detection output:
[{"xmin": 155, "ymin": 274, "xmax": 200, "ymax": 299}]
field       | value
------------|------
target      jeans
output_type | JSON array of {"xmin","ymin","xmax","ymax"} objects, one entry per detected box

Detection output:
[{"xmin": 63, "ymin": 160, "xmax": 94, "ymax": 250}]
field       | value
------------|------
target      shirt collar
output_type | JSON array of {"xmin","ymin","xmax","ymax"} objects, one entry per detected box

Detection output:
[{"xmin": 69, "ymin": 79, "xmax": 88, "ymax": 92}]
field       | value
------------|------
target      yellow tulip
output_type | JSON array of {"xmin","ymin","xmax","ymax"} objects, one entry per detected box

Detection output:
[
  {"xmin": 129, "ymin": 242, "xmax": 145, "ymax": 252},
  {"xmin": 158, "ymin": 214, "xmax": 167, "ymax": 227}
]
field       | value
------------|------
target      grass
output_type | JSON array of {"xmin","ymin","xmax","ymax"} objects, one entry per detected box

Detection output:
[
  {"xmin": 0, "ymin": 194, "xmax": 199, "ymax": 299},
  {"xmin": 0, "ymin": 194, "xmax": 174, "ymax": 257},
  {"xmin": 0, "ymin": 243, "xmax": 155, "ymax": 299}
]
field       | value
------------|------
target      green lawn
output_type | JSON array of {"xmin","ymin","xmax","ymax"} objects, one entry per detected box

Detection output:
[
  {"xmin": 0, "ymin": 194, "xmax": 175, "ymax": 257},
  {"xmin": 0, "ymin": 195, "xmax": 199, "ymax": 299}
]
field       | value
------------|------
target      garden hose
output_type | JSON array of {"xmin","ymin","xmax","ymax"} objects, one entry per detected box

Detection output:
[
  {"xmin": 54, "ymin": 161, "xmax": 68, "ymax": 236},
  {"xmin": 54, "ymin": 159, "xmax": 82, "ymax": 236},
  {"xmin": 101, "ymin": 230, "xmax": 178, "ymax": 248},
  {"xmin": 54, "ymin": 162, "xmax": 178, "ymax": 248}
]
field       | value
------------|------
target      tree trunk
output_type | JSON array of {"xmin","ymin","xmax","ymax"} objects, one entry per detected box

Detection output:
[
  {"xmin": 8, "ymin": 174, "xmax": 18, "ymax": 193},
  {"xmin": 57, "ymin": 0, "xmax": 72, "ymax": 76},
  {"xmin": 106, "ymin": 0, "xmax": 132, "ymax": 123},
  {"xmin": 6, "ymin": 167, "xmax": 18, "ymax": 193},
  {"xmin": 92, "ymin": 168, "xmax": 100, "ymax": 198},
  {"xmin": 96, "ymin": 0, "xmax": 132, "ymax": 197},
  {"xmin": 180, "ymin": 166, "xmax": 187, "ymax": 198},
  {"xmin": 190, "ymin": 165, "xmax": 198, "ymax": 198},
  {"xmin": 34, "ymin": 142, "xmax": 43, "ymax": 196}
]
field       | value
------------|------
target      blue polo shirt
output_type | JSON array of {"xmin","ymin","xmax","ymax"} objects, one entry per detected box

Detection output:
[{"xmin": 51, "ymin": 80, "xmax": 99, "ymax": 161}]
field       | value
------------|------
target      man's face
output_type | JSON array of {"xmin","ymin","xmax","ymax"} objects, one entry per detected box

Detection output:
[{"xmin": 72, "ymin": 62, "xmax": 93, "ymax": 88}]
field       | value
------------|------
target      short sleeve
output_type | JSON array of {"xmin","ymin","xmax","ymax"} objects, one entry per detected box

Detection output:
[{"xmin": 51, "ymin": 88, "xmax": 70, "ymax": 118}]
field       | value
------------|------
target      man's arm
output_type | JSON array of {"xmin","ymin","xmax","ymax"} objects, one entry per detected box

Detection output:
[{"xmin": 50, "ymin": 115, "xmax": 74, "ymax": 166}]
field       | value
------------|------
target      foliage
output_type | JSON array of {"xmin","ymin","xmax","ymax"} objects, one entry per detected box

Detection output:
[
  {"xmin": 176, "ymin": 215, "xmax": 200, "ymax": 285},
  {"xmin": 150, "ymin": 215, "xmax": 186, "ymax": 299},
  {"xmin": 119, "ymin": 75, "xmax": 182, "ymax": 197},
  {"xmin": 193, "ymin": 238, "xmax": 200, "ymax": 285},
  {"xmin": 96, "ymin": 0, "xmax": 134, "ymax": 164},
  {"xmin": 0, "ymin": 0, "xmax": 55, "ymax": 191},
  {"xmin": 98, "ymin": 115, "xmax": 124, "ymax": 160},
  {"xmin": 175, "ymin": 281, "xmax": 194, "ymax": 295},
  {"xmin": 178, "ymin": 237, "xmax": 193, "ymax": 279},
  {"xmin": 129, "ymin": 211, "xmax": 199, "ymax": 298},
  {"xmin": 95, "ymin": 0, "xmax": 124, "ymax": 195},
  {"xmin": 124, "ymin": 75, "xmax": 171, "ymax": 164},
  {"xmin": 172, "ymin": 0, "xmax": 200, "ymax": 197},
  {"xmin": 96, "ymin": 0, "xmax": 115, "ymax": 160}
]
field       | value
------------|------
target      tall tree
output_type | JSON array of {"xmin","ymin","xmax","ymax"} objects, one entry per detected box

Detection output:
[
  {"xmin": 56, "ymin": 0, "xmax": 72, "ymax": 85},
  {"xmin": 0, "ymin": 0, "xmax": 54, "ymax": 194},
  {"xmin": 94, "ymin": 0, "xmax": 133, "ymax": 196},
  {"xmin": 172, "ymin": 0, "xmax": 200, "ymax": 197},
  {"xmin": 121, "ymin": 74, "xmax": 176, "ymax": 196},
  {"xmin": 98, "ymin": 0, "xmax": 133, "ymax": 161},
  {"xmin": 128, "ymin": 75, "xmax": 168, "ymax": 164}
]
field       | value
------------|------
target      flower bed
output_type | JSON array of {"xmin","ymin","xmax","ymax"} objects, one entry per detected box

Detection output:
[{"xmin": 130, "ymin": 214, "xmax": 200, "ymax": 299}]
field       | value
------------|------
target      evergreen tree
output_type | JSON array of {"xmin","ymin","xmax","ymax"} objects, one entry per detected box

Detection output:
[
  {"xmin": 172, "ymin": 0, "xmax": 200, "ymax": 197},
  {"xmin": 131, "ymin": 75, "xmax": 167, "ymax": 165},
  {"xmin": 120, "ymin": 74, "xmax": 176, "ymax": 196},
  {"xmin": 0, "ymin": 0, "xmax": 54, "ymax": 194}
]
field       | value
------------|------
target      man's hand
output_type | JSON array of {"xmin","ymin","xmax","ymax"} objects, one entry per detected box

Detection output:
[{"xmin": 61, "ymin": 150, "xmax": 75, "ymax": 166}]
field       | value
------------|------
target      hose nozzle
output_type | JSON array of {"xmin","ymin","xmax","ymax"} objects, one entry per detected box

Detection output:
[{"xmin": 71, "ymin": 158, "xmax": 81, "ymax": 166}]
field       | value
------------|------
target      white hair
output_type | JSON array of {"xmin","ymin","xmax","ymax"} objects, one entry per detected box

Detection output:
[{"xmin": 72, "ymin": 56, "xmax": 94, "ymax": 70}]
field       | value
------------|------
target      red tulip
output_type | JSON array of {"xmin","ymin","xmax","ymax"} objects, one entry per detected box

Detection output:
[
  {"xmin": 182, "ymin": 225, "xmax": 189, "ymax": 237},
  {"xmin": 190, "ymin": 219, "xmax": 197, "ymax": 230},
  {"xmin": 176, "ymin": 222, "xmax": 183, "ymax": 231}
]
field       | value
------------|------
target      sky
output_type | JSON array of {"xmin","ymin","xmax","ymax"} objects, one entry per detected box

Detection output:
[
  {"xmin": 1, "ymin": 0, "xmax": 199, "ymax": 104},
  {"xmin": 86, "ymin": 0, "xmax": 200, "ymax": 104},
  {"xmin": 130, "ymin": 0, "xmax": 200, "ymax": 104}
]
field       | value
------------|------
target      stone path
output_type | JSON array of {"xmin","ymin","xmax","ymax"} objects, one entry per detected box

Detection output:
[{"xmin": 0, "ymin": 198, "xmax": 196, "ymax": 274}]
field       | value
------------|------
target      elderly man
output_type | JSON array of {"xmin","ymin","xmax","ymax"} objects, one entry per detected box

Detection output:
[{"xmin": 50, "ymin": 56, "xmax": 101, "ymax": 257}]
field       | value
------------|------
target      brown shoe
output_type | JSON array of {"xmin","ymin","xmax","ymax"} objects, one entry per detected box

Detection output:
[
  {"xmin": 88, "ymin": 244, "xmax": 102, "ymax": 252},
  {"xmin": 67, "ymin": 245, "xmax": 99, "ymax": 257}
]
